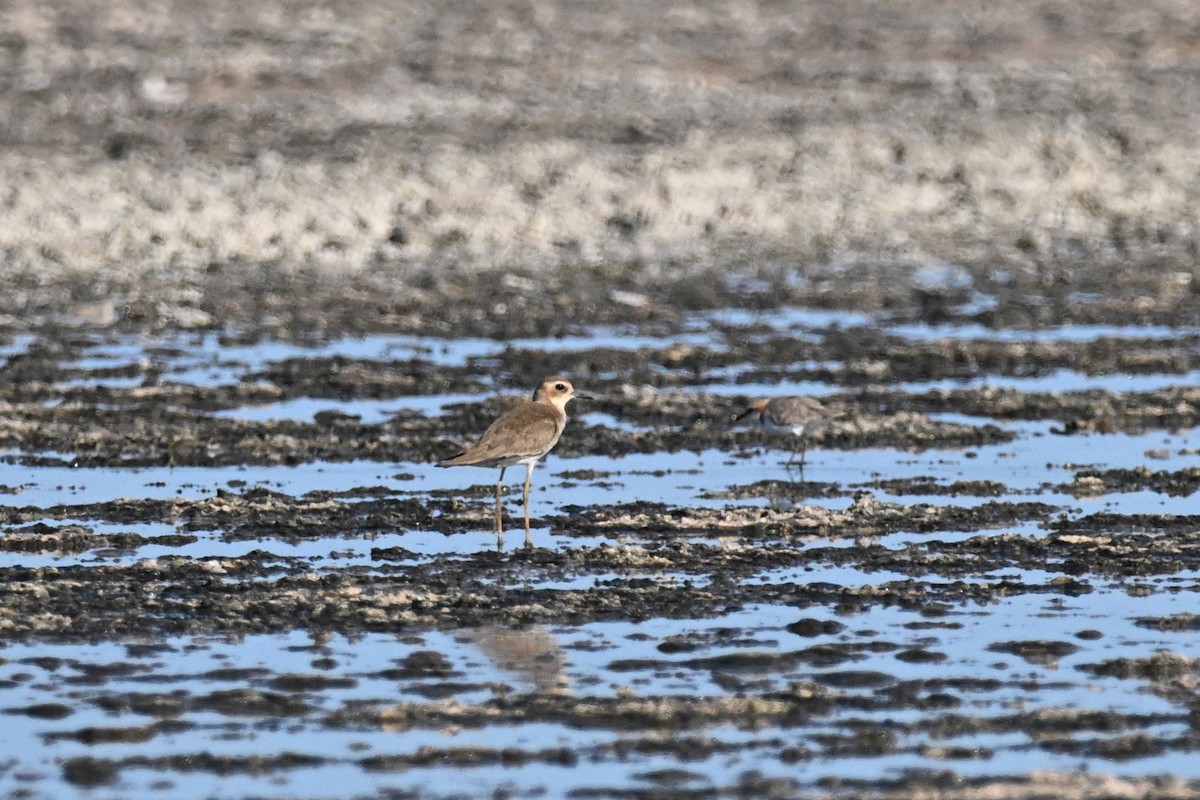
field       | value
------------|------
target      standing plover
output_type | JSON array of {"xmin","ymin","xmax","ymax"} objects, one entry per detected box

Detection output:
[
  {"xmin": 734, "ymin": 396, "xmax": 833, "ymax": 472},
  {"xmin": 439, "ymin": 378, "xmax": 586, "ymax": 547}
]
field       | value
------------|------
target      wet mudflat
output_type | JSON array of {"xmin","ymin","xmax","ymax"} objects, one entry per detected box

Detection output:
[
  {"xmin": 5, "ymin": 0, "xmax": 1200, "ymax": 795},
  {"xmin": 0, "ymin": 304, "xmax": 1197, "ymax": 800}
]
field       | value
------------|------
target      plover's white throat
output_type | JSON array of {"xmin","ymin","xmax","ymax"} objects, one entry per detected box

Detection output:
[{"xmin": 439, "ymin": 377, "xmax": 587, "ymax": 547}]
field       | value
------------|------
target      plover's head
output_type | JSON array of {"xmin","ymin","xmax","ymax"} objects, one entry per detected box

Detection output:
[{"xmin": 534, "ymin": 377, "xmax": 589, "ymax": 409}]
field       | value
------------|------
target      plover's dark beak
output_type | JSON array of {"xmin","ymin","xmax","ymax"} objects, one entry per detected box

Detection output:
[
  {"xmin": 731, "ymin": 407, "xmax": 754, "ymax": 423},
  {"xmin": 573, "ymin": 391, "xmax": 595, "ymax": 401}
]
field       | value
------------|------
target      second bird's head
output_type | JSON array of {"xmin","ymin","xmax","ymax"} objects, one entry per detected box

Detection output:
[{"xmin": 732, "ymin": 398, "xmax": 771, "ymax": 424}]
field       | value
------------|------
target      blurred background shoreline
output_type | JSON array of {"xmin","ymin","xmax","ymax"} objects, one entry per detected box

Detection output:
[{"xmin": 0, "ymin": 0, "xmax": 1197, "ymax": 334}]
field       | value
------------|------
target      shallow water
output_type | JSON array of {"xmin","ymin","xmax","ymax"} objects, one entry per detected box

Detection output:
[
  {"xmin": 0, "ymin": 308, "xmax": 1197, "ymax": 798},
  {"xmin": 4, "ymin": 590, "xmax": 1200, "ymax": 799}
]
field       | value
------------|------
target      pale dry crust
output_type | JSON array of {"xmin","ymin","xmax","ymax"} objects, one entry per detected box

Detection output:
[{"xmin": 3, "ymin": 125, "xmax": 1196, "ymax": 281}]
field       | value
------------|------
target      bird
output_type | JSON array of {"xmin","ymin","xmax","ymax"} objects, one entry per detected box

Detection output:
[
  {"xmin": 438, "ymin": 377, "xmax": 587, "ymax": 548},
  {"xmin": 733, "ymin": 396, "xmax": 834, "ymax": 474}
]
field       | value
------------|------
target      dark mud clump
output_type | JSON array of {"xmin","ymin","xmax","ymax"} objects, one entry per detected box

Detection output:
[{"xmin": 1059, "ymin": 467, "xmax": 1200, "ymax": 498}]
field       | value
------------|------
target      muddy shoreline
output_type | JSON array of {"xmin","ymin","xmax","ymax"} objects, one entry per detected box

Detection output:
[{"xmin": 2, "ymin": 1, "xmax": 1200, "ymax": 797}]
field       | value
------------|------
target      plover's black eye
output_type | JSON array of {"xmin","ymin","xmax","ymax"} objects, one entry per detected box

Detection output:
[{"xmin": 555, "ymin": 383, "xmax": 567, "ymax": 392}]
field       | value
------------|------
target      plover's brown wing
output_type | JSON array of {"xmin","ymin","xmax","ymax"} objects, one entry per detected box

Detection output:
[{"xmin": 439, "ymin": 403, "xmax": 563, "ymax": 467}]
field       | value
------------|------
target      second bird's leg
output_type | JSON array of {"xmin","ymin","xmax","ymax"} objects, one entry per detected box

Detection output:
[
  {"xmin": 495, "ymin": 467, "xmax": 506, "ymax": 540},
  {"xmin": 785, "ymin": 437, "xmax": 807, "ymax": 480}
]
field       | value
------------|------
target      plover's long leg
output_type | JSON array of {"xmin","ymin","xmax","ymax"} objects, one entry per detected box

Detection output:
[
  {"xmin": 523, "ymin": 462, "xmax": 536, "ymax": 548},
  {"xmin": 495, "ymin": 467, "xmax": 507, "ymax": 539}
]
